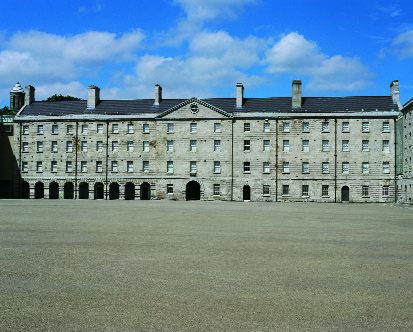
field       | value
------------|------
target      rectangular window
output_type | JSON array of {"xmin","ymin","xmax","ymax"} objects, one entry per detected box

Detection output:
[
  {"xmin": 97, "ymin": 141, "xmax": 103, "ymax": 151},
  {"xmin": 112, "ymin": 141, "xmax": 119, "ymax": 152},
  {"xmin": 67, "ymin": 125, "xmax": 73, "ymax": 134},
  {"xmin": 190, "ymin": 161, "xmax": 197, "ymax": 173},
  {"xmin": 37, "ymin": 141, "xmax": 43, "ymax": 152},
  {"xmin": 81, "ymin": 124, "xmax": 88, "ymax": 134},
  {"xmin": 127, "ymin": 141, "xmax": 134, "ymax": 151},
  {"xmin": 66, "ymin": 161, "xmax": 72, "ymax": 172},
  {"xmin": 167, "ymin": 123, "xmax": 174, "ymax": 133},
  {"xmin": 22, "ymin": 142, "xmax": 29, "ymax": 152},
  {"xmin": 362, "ymin": 185, "xmax": 369, "ymax": 197},
  {"xmin": 362, "ymin": 122, "xmax": 369, "ymax": 132},
  {"xmin": 111, "ymin": 161, "xmax": 118, "ymax": 172},
  {"xmin": 263, "ymin": 162, "xmax": 270, "ymax": 173},
  {"xmin": 244, "ymin": 123, "xmax": 250, "ymax": 132},
  {"xmin": 97, "ymin": 124, "xmax": 103, "ymax": 133},
  {"xmin": 342, "ymin": 140, "xmax": 349, "ymax": 152},
  {"xmin": 283, "ymin": 122, "xmax": 290, "ymax": 132},
  {"xmin": 383, "ymin": 162, "xmax": 390, "ymax": 173},
  {"xmin": 142, "ymin": 141, "xmax": 149, "ymax": 152},
  {"xmin": 263, "ymin": 122, "xmax": 270, "ymax": 132},
  {"xmin": 51, "ymin": 161, "xmax": 57, "ymax": 172},
  {"xmin": 263, "ymin": 140, "xmax": 270, "ymax": 151},
  {"xmin": 127, "ymin": 161, "xmax": 133, "ymax": 172},
  {"xmin": 383, "ymin": 122, "xmax": 390, "ymax": 132},
  {"xmin": 214, "ymin": 123, "xmax": 221, "ymax": 132},
  {"xmin": 362, "ymin": 162, "xmax": 369, "ymax": 174},
  {"xmin": 283, "ymin": 162, "xmax": 290, "ymax": 173},
  {"xmin": 96, "ymin": 161, "xmax": 103, "ymax": 173},
  {"xmin": 81, "ymin": 141, "xmax": 87, "ymax": 152},
  {"xmin": 243, "ymin": 162, "xmax": 250, "ymax": 173},
  {"xmin": 383, "ymin": 140, "xmax": 390, "ymax": 152},
  {"xmin": 66, "ymin": 141, "xmax": 73, "ymax": 152},
  {"xmin": 167, "ymin": 184, "xmax": 174, "ymax": 194},
  {"xmin": 362, "ymin": 140, "xmax": 369, "ymax": 151},
  {"xmin": 112, "ymin": 124, "xmax": 119, "ymax": 133},
  {"xmin": 283, "ymin": 140, "xmax": 290, "ymax": 152},
  {"xmin": 342, "ymin": 122, "xmax": 349, "ymax": 132},
  {"xmin": 302, "ymin": 162, "xmax": 309, "ymax": 173},
  {"xmin": 37, "ymin": 125, "xmax": 44, "ymax": 134},
  {"xmin": 190, "ymin": 140, "xmax": 197, "ymax": 151},
  {"xmin": 167, "ymin": 161, "xmax": 174, "ymax": 173},
  {"xmin": 382, "ymin": 186, "xmax": 389, "ymax": 196},
  {"xmin": 322, "ymin": 185, "xmax": 329, "ymax": 196},
  {"xmin": 322, "ymin": 162, "xmax": 329, "ymax": 173},
  {"xmin": 244, "ymin": 140, "xmax": 251, "ymax": 151},
  {"xmin": 214, "ymin": 161, "xmax": 221, "ymax": 173},
  {"xmin": 23, "ymin": 126, "xmax": 29, "ymax": 135},
  {"xmin": 322, "ymin": 140, "xmax": 329, "ymax": 152},
  {"xmin": 302, "ymin": 185, "xmax": 309, "ymax": 196},
  {"xmin": 143, "ymin": 124, "xmax": 150, "ymax": 133},
  {"xmin": 282, "ymin": 185, "xmax": 289, "ymax": 196},
  {"xmin": 143, "ymin": 161, "xmax": 149, "ymax": 172},
  {"xmin": 213, "ymin": 184, "xmax": 221, "ymax": 196},
  {"xmin": 167, "ymin": 140, "xmax": 174, "ymax": 152},
  {"xmin": 52, "ymin": 124, "xmax": 58, "ymax": 134},
  {"xmin": 128, "ymin": 124, "xmax": 134, "ymax": 133},
  {"xmin": 322, "ymin": 122, "xmax": 329, "ymax": 132},
  {"xmin": 214, "ymin": 140, "xmax": 221, "ymax": 151},
  {"xmin": 36, "ymin": 161, "xmax": 43, "ymax": 172},
  {"xmin": 263, "ymin": 185, "xmax": 270, "ymax": 196},
  {"xmin": 302, "ymin": 140, "xmax": 309, "ymax": 152},
  {"xmin": 302, "ymin": 122, "xmax": 309, "ymax": 132},
  {"xmin": 190, "ymin": 123, "xmax": 197, "ymax": 133},
  {"xmin": 342, "ymin": 162, "xmax": 349, "ymax": 174},
  {"xmin": 81, "ymin": 161, "xmax": 87, "ymax": 172},
  {"xmin": 22, "ymin": 161, "xmax": 28, "ymax": 172}
]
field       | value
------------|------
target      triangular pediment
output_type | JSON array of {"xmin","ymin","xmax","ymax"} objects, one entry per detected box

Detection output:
[{"xmin": 156, "ymin": 98, "xmax": 232, "ymax": 119}]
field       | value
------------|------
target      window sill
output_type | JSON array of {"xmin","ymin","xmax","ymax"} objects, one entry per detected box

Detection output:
[
  {"xmin": 214, "ymin": 172, "xmax": 221, "ymax": 174},
  {"xmin": 301, "ymin": 195, "xmax": 309, "ymax": 198},
  {"xmin": 322, "ymin": 195, "xmax": 330, "ymax": 198},
  {"xmin": 36, "ymin": 151, "xmax": 43, "ymax": 153},
  {"xmin": 282, "ymin": 172, "xmax": 290, "ymax": 174},
  {"xmin": 262, "ymin": 194, "xmax": 270, "ymax": 197},
  {"xmin": 282, "ymin": 194, "xmax": 290, "ymax": 197},
  {"xmin": 142, "ymin": 132, "xmax": 150, "ymax": 134},
  {"xmin": 263, "ymin": 172, "xmax": 270, "ymax": 174},
  {"xmin": 66, "ymin": 171, "xmax": 73, "ymax": 173},
  {"xmin": 243, "ymin": 171, "xmax": 250, "ymax": 174},
  {"xmin": 36, "ymin": 171, "xmax": 43, "ymax": 173}
]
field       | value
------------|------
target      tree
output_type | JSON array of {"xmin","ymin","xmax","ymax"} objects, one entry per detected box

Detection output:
[
  {"xmin": 44, "ymin": 94, "xmax": 83, "ymax": 102},
  {"xmin": 0, "ymin": 106, "xmax": 15, "ymax": 115}
]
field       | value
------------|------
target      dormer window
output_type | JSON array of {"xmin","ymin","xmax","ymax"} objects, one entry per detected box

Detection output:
[{"xmin": 191, "ymin": 104, "xmax": 199, "ymax": 114}]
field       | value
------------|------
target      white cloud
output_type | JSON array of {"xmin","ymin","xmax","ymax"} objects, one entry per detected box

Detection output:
[{"xmin": 392, "ymin": 29, "xmax": 413, "ymax": 59}]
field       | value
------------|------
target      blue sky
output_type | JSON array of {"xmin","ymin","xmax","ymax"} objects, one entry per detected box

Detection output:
[{"xmin": 1, "ymin": 0, "xmax": 412, "ymax": 107}]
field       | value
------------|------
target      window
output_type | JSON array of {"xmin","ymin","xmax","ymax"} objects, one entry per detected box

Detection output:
[
  {"xmin": 128, "ymin": 124, "xmax": 134, "ymax": 133},
  {"xmin": 322, "ymin": 122, "xmax": 329, "ymax": 132},
  {"xmin": 214, "ymin": 161, "xmax": 221, "ymax": 173},
  {"xmin": 322, "ymin": 185, "xmax": 329, "ymax": 196},
  {"xmin": 383, "ymin": 140, "xmax": 390, "ymax": 152},
  {"xmin": 342, "ymin": 162, "xmax": 349, "ymax": 174},
  {"xmin": 37, "ymin": 141, "xmax": 43, "ymax": 152},
  {"xmin": 81, "ymin": 141, "xmax": 87, "ymax": 152},
  {"xmin": 283, "ymin": 122, "xmax": 290, "ymax": 132},
  {"xmin": 51, "ymin": 141, "xmax": 58, "ymax": 152},
  {"xmin": 263, "ymin": 185, "xmax": 270, "ymax": 196},
  {"xmin": 283, "ymin": 140, "xmax": 289, "ymax": 152},
  {"xmin": 322, "ymin": 162, "xmax": 329, "ymax": 173},
  {"xmin": 66, "ymin": 161, "xmax": 72, "ymax": 172},
  {"xmin": 362, "ymin": 162, "xmax": 369, "ymax": 174},
  {"xmin": 282, "ymin": 185, "xmax": 289, "ymax": 196},
  {"xmin": 37, "ymin": 125, "xmax": 44, "ymax": 134},
  {"xmin": 244, "ymin": 123, "xmax": 250, "ymax": 132},
  {"xmin": 112, "ymin": 124, "xmax": 119, "ymax": 133},
  {"xmin": 51, "ymin": 161, "xmax": 57, "ymax": 172},
  {"xmin": 382, "ymin": 186, "xmax": 389, "ymax": 196},
  {"xmin": 81, "ymin": 124, "xmax": 88, "ymax": 134},
  {"xmin": 190, "ymin": 161, "xmax": 197, "ymax": 173},
  {"xmin": 342, "ymin": 140, "xmax": 349, "ymax": 152},
  {"xmin": 302, "ymin": 162, "xmax": 309, "ymax": 173},
  {"xmin": 143, "ymin": 124, "xmax": 150, "ymax": 133},
  {"xmin": 383, "ymin": 162, "xmax": 390, "ymax": 173},
  {"xmin": 243, "ymin": 162, "xmax": 250, "ymax": 173},
  {"xmin": 37, "ymin": 161, "xmax": 43, "ymax": 172},
  {"xmin": 263, "ymin": 140, "xmax": 270, "ymax": 151},
  {"xmin": 263, "ymin": 162, "xmax": 270, "ymax": 173},
  {"xmin": 97, "ymin": 124, "xmax": 103, "ymax": 133},
  {"xmin": 167, "ymin": 140, "xmax": 174, "ymax": 152},
  {"xmin": 167, "ymin": 123, "xmax": 174, "ymax": 133},
  {"xmin": 383, "ymin": 122, "xmax": 390, "ymax": 132},
  {"xmin": 322, "ymin": 140, "xmax": 329, "ymax": 152},
  {"xmin": 190, "ymin": 123, "xmax": 197, "ymax": 133},
  {"xmin": 97, "ymin": 141, "xmax": 103, "ymax": 151},
  {"xmin": 81, "ymin": 161, "xmax": 87, "ymax": 172},
  {"xmin": 96, "ymin": 161, "xmax": 103, "ymax": 173},
  {"xmin": 263, "ymin": 122, "xmax": 270, "ymax": 132},
  {"xmin": 52, "ymin": 124, "xmax": 58, "ymax": 134},
  {"xmin": 142, "ymin": 141, "xmax": 149, "ymax": 152},
  {"xmin": 244, "ymin": 140, "xmax": 251, "ymax": 151},
  {"xmin": 167, "ymin": 184, "xmax": 174, "ymax": 194},
  {"xmin": 214, "ymin": 123, "xmax": 221, "ymax": 132},
  {"xmin": 127, "ymin": 141, "xmax": 134, "ymax": 151},
  {"xmin": 22, "ymin": 142, "xmax": 28, "ymax": 152},
  {"xmin": 283, "ymin": 162, "xmax": 290, "ymax": 173},
  {"xmin": 302, "ymin": 185, "xmax": 309, "ymax": 196},
  {"xmin": 23, "ymin": 126, "xmax": 29, "ymax": 135},
  {"xmin": 362, "ymin": 140, "xmax": 369, "ymax": 152},
  {"xmin": 111, "ymin": 161, "xmax": 118, "ymax": 172},
  {"xmin": 302, "ymin": 122, "xmax": 309, "ymax": 132},
  {"xmin": 190, "ymin": 140, "xmax": 197, "ymax": 151},
  {"xmin": 302, "ymin": 140, "xmax": 309, "ymax": 152},
  {"xmin": 362, "ymin": 185, "xmax": 369, "ymax": 197},
  {"xmin": 112, "ymin": 141, "xmax": 119, "ymax": 152},
  {"xmin": 67, "ymin": 125, "xmax": 73, "ymax": 134},
  {"xmin": 167, "ymin": 161, "xmax": 174, "ymax": 173},
  {"xmin": 362, "ymin": 122, "xmax": 369, "ymax": 132},
  {"xmin": 127, "ymin": 161, "xmax": 133, "ymax": 172},
  {"xmin": 143, "ymin": 161, "xmax": 149, "ymax": 172},
  {"xmin": 22, "ymin": 162, "xmax": 28, "ymax": 172},
  {"xmin": 213, "ymin": 184, "xmax": 221, "ymax": 196},
  {"xmin": 214, "ymin": 140, "xmax": 221, "ymax": 151},
  {"xmin": 66, "ymin": 141, "xmax": 73, "ymax": 152},
  {"xmin": 342, "ymin": 122, "xmax": 349, "ymax": 132}
]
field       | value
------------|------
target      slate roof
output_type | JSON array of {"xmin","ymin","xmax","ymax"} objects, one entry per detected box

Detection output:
[{"xmin": 18, "ymin": 96, "xmax": 398, "ymax": 117}]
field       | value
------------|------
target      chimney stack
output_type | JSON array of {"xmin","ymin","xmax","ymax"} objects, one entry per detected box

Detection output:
[
  {"xmin": 10, "ymin": 82, "xmax": 25, "ymax": 111},
  {"xmin": 236, "ymin": 83, "xmax": 244, "ymax": 108},
  {"xmin": 24, "ymin": 85, "xmax": 35, "ymax": 106},
  {"xmin": 154, "ymin": 84, "xmax": 162, "ymax": 105},
  {"xmin": 87, "ymin": 85, "xmax": 100, "ymax": 109},
  {"xmin": 390, "ymin": 80, "xmax": 402, "ymax": 110},
  {"xmin": 292, "ymin": 80, "xmax": 302, "ymax": 109}
]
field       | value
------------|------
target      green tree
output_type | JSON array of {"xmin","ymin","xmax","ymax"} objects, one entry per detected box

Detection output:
[
  {"xmin": 44, "ymin": 94, "xmax": 83, "ymax": 102},
  {"xmin": 0, "ymin": 106, "xmax": 15, "ymax": 115}
]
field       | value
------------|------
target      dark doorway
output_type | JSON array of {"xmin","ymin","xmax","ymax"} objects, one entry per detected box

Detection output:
[
  {"xmin": 342, "ymin": 186, "xmax": 350, "ymax": 202},
  {"xmin": 35, "ymin": 182, "xmax": 44, "ymax": 199},
  {"xmin": 94, "ymin": 182, "xmax": 104, "ymax": 199},
  {"xmin": 64, "ymin": 182, "xmax": 74, "ymax": 199},
  {"xmin": 49, "ymin": 182, "xmax": 59, "ymax": 199},
  {"xmin": 243, "ymin": 185, "xmax": 251, "ymax": 201},
  {"xmin": 79, "ymin": 182, "xmax": 89, "ymax": 199},
  {"xmin": 109, "ymin": 182, "xmax": 120, "ymax": 200},
  {"xmin": 21, "ymin": 181, "xmax": 30, "ymax": 199},
  {"xmin": 125, "ymin": 182, "xmax": 135, "ymax": 200},
  {"xmin": 140, "ymin": 182, "xmax": 151, "ymax": 200},
  {"xmin": 186, "ymin": 181, "xmax": 200, "ymax": 200}
]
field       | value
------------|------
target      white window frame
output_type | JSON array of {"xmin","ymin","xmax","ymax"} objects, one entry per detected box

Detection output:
[
  {"xmin": 362, "ymin": 186, "xmax": 369, "ymax": 197},
  {"xmin": 143, "ymin": 124, "xmax": 150, "ymax": 133},
  {"xmin": 322, "ymin": 162, "xmax": 329, "ymax": 173},
  {"xmin": 66, "ymin": 141, "xmax": 73, "ymax": 152},
  {"xmin": 213, "ymin": 184, "xmax": 221, "ymax": 196},
  {"xmin": 36, "ymin": 161, "xmax": 43, "ymax": 172},
  {"xmin": 383, "ymin": 162, "xmax": 390, "ymax": 173},
  {"xmin": 97, "ymin": 141, "xmax": 103, "ymax": 151},
  {"xmin": 263, "ymin": 122, "xmax": 270, "ymax": 132},
  {"xmin": 342, "ymin": 122, "xmax": 349, "ymax": 132},
  {"xmin": 362, "ymin": 122, "xmax": 369, "ymax": 132},
  {"xmin": 383, "ymin": 140, "xmax": 390, "ymax": 152},
  {"xmin": 37, "ymin": 125, "xmax": 44, "ymax": 134},
  {"xmin": 127, "ymin": 141, "xmax": 134, "ymax": 151},
  {"xmin": 112, "ymin": 141, "xmax": 119, "ymax": 152},
  {"xmin": 66, "ymin": 161, "xmax": 72, "ymax": 173},
  {"xmin": 127, "ymin": 124, "xmax": 134, "ymax": 134},
  {"xmin": 362, "ymin": 140, "xmax": 369, "ymax": 152},
  {"xmin": 190, "ymin": 140, "xmax": 197, "ymax": 152},
  {"xmin": 362, "ymin": 162, "xmax": 369, "ymax": 174},
  {"xmin": 322, "ymin": 185, "xmax": 329, "ymax": 197},
  {"xmin": 214, "ymin": 140, "xmax": 221, "ymax": 152},
  {"xmin": 81, "ymin": 141, "xmax": 87, "ymax": 152},
  {"xmin": 244, "ymin": 140, "xmax": 251, "ymax": 151},
  {"xmin": 283, "ymin": 140, "xmax": 289, "ymax": 152},
  {"xmin": 167, "ymin": 184, "xmax": 174, "ymax": 194},
  {"xmin": 167, "ymin": 140, "xmax": 174, "ymax": 152},
  {"xmin": 190, "ymin": 123, "xmax": 197, "ymax": 133},
  {"xmin": 282, "ymin": 185, "xmax": 289, "ymax": 196},
  {"xmin": 97, "ymin": 124, "xmax": 103, "ymax": 133},
  {"xmin": 67, "ymin": 125, "xmax": 73, "ymax": 134},
  {"xmin": 52, "ymin": 124, "xmax": 58, "ymax": 134},
  {"xmin": 214, "ymin": 161, "xmax": 221, "ymax": 173},
  {"xmin": 143, "ymin": 141, "xmax": 149, "ymax": 152},
  {"xmin": 112, "ymin": 124, "xmax": 119, "ymax": 134},
  {"xmin": 302, "ymin": 185, "xmax": 309, "ymax": 196},
  {"xmin": 167, "ymin": 161, "xmax": 174, "ymax": 173},
  {"xmin": 23, "ymin": 126, "xmax": 29, "ymax": 135},
  {"xmin": 263, "ymin": 185, "xmax": 270, "ymax": 196},
  {"xmin": 283, "ymin": 162, "xmax": 290, "ymax": 173},
  {"xmin": 302, "ymin": 162, "xmax": 309, "ymax": 173},
  {"xmin": 322, "ymin": 140, "xmax": 329, "ymax": 152},
  {"xmin": 190, "ymin": 161, "xmax": 197, "ymax": 173},
  {"xmin": 283, "ymin": 122, "xmax": 290, "ymax": 132},
  {"xmin": 81, "ymin": 124, "xmax": 88, "ymax": 134},
  {"xmin": 302, "ymin": 140, "xmax": 309, "ymax": 152},
  {"xmin": 167, "ymin": 123, "xmax": 174, "ymax": 133},
  {"xmin": 111, "ymin": 161, "xmax": 118, "ymax": 172},
  {"xmin": 302, "ymin": 122, "xmax": 309, "ymax": 132},
  {"xmin": 342, "ymin": 140, "xmax": 349, "ymax": 152},
  {"xmin": 342, "ymin": 162, "xmax": 349, "ymax": 174},
  {"xmin": 382, "ymin": 122, "xmax": 390, "ymax": 132},
  {"xmin": 263, "ymin": 162, "xmax": 270, "ymax": 173},
  {"xmin": 143, "ymin": 161, "xmax": 149, "ymax": 172},
  {"xmin": 243, "ymin": 162, "xmax": 250, "ymax": 173},
  {"xmin": 37, "ymin": 141, "xmax": 43, "ymax": 152},
  {"xmin": 127, "ymin": 161, "xmax": 133, "ymax": 172},
  {"xmin": 263, "ymin": 140, "xmax": 270, "ymax": 152},
  {"xmin": 22, "ymin": 142, "xmax": 29, "ymax": 152},
  {"xmin": 322, "ymin": 122, "xmax": 329, "ymax": 132},
  {"xmin": 382, "ymin": 186, "xmax": 389, "ymax": 196},
  {"xmin": 96, "ymin": 161, "xmax": 103, "ymax": 173},
  {"xmin": 244, "ymin": 123, "xmax": 250, "ymax": 132},
  {"xmin": 51, "ymin": 161, "xmax": 57, "ymax": 172},
  {"xmin": 214, "ymin": 123, "xmax": 221, "ymax": 132},
  {"xmin": 81, "ymin": 161, "xmax": 87, "ymax": 173},
  {"xmin": 52, "ymin": 141, "xmax": 58, "ymax": 152},
  {"xmin": 22, "ymin": 161, "xmax": 28, "ymax": 172}
]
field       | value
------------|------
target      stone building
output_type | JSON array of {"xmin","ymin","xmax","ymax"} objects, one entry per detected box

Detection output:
[{"xmin": 11, "ymin": 80, "xmax": 401, "ymax": 202}]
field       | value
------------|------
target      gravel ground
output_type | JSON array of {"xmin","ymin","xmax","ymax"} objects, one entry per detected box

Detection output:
[{"xmin": 0, "ymin": 200, "xmax": 412, "ymax": 331}]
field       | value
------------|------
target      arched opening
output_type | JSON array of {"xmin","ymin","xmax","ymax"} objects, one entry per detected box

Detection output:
[
  {"xmin": 21, "ymin": 181, "xmax": 30, "ymax": 199},
  {"xmin": 35, "ymin": 182, "xmax": 44, "ymax": 199},
  {"xmin": 94, "ymin": 182, "xmax": 104, "ymax": 199},
  {"xmin": 49, "ymin": 182, "xmax": 59, "ymax": 199},
  {"xmin": 109, "ymin": 182, "xmax": 120, "ymax": 200},
  {"xmin": 79, "ymin": 182, "xmax": 89, "ymax": 199},
  {"xmin": 64, "ymin": 182, "xmax": 74, "ymax": 199},
  {"xmin": 186, "ymin": 181, "xmax": 200, "ymax": 200},
  {"xmin": 125, "ymin": 182, "xmax": 135, "ymax": 200},
  {"xmin": 342, "ymin": 186, "xmax": 350, "ymax": 202},
  {"xmin": 243, "ymin": 185, "xmax": 251, "ymax": 201},
  {"xmin": 140, "ymin": 182, "xmax": 151, "ymax": 200}
]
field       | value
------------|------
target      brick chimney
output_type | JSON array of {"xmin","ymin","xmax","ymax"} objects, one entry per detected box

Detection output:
[
  {"xmin": 236, "ymin": 83, "xmax": 244, "ymax": 108},
  {"xmin": 24, "ymin": 85, "xmax": 35, "ymax": 106},
  {"xmin": 87, "ymin": 85, "xmax": 100, "ymax": 109},
  {"xmin": 155, "ymin": 84, "xmax": 162, "ymax": 105},
  {"xmin": 390, "ymin": 80, "xmax": 402, "ymax": 110},
  {"xmin": 292, "ymin": 80, "xmax": 302, "ymax": 109}
]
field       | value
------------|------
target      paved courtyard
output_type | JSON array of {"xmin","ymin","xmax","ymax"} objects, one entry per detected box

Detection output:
[{"xmin": 0, "ymin": 200, "xmax": 412, "ymax": 331}]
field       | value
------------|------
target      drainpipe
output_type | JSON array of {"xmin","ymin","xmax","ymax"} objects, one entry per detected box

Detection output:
[
  {"xmin": 231, "ymin": 118, "xmax": 234, "ymax": 201},
  {"xmin": 19, "ymin": 122, "xmax": 22, "ymax": 198},
  {"xmin": 275, "ymin": 119, "xmax": 278, "ymax": 202},
  {"xmin": 105, "ymin": 120, "xmax": 109, "ymax": 200},
  {"xmin": 75, "ymin": 122, "xmax": 78, "ymax": 199},
  {"xmin": 334, "ymin": 119, "xmax": 337, "ymax": 202},
  {"xmin": 394, "ymin": 118, "xmax": 397, "ymax": 203}
]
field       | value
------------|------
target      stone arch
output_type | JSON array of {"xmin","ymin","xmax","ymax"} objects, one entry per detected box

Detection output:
[
  {"xmin": 341, "ymin": 186, "xmax": 350, "ymax": 202},
  {"xmin": 186, "ymin": 181, "xmax": 200, "ymax": 200},
  {"xmin": 34, "ymin": 182, "xmax": 44, "ymax": 199},
  {"xmin": 243, "ymin": 185, "xmax": 251, "ymax": 201},
  {"xmin": 94, "ymin": 182, "xmax": 104, "ymax": 199},
  {"xmin": 49, "ymin": 182, "xmax": 59, "ymax": 199},
  {"xmin": 109, "ymin": 182, "xmax": 120, "ymax": 200},
  {"xmin": 64, "ymin": 182, "xmax": 74, "ymax": 199},
  {"xmin": 140, "ymin": 182, "xmax": 151, "ymax": 200},
  {"xmin": 125, "ymin": 182, "xmax": 135, "ymax": 200},
  {"xmin": 21, "ymin": 181, "xmax": 30, "ymax": 199},
  {"xmin": 79, "ymin": 182, "xmax": 89, "ymax": 199}
]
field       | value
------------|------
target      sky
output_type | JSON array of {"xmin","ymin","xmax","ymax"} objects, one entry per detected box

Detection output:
[{"xmin": 1, "ymin": 0, "xmax": 412, "ymax": 107}]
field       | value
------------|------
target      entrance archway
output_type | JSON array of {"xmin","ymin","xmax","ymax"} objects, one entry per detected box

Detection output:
[
  {"xmin": 342, "ymin": 186, "xmax": 350, "ymax": 202},
  {"xmin": 243, "ymin": 185, "xmax": 251, "ymax": 201},
  {"xmin": 94, "ymin": 182, "xmax": 104, "ymax": 199},
  {"xmin": 35, "ymin": 182, "xmax": 44, "ymax": 199},
  {"xmin": 140, "ymin": 182, "xmax": 151, "ymax": 200},
  {"xmin": 125, "ymin": 182, "xmax": 135, "ymax": 200},
  {"xmin": 79, "ymin": 182, "xmax": 89, "ymax": 199},
  {"xmin": 49, "ymin": 182, "xmax": 59, "ymax": 199},
  {"xmin": 64, "ymin": 182, "xmax": 74, "ymax": 199},
  {"xmin": 21, "ymin": 181, "xmax": 30, "ymax": 199},
  {"xmin": 109, "ymin": 182, "xmax": 119, "ymax": 200},
  {"xmin": 186, "ymin": 181, "xmax": 200, "ymax": 200}
]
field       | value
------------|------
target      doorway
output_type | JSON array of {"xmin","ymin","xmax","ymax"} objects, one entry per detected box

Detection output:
[
  {"xmin": 342, "ymin": 186, "xmax": 350, "ymax": 202},
  {"xmin": 64, "ymin": 182, "xmax": 74, "ymax": 199},
  {"xmin": 186, "ymin": 181, "xmax": 200, "ymax": 200},
  {"xmin": 140, "ymin": 182, "xmax": 151, "ymax": 200},
  {"xmin": 35, "ymin": 182, "xmax": 44, "ymax": 199},
  {"xmin": 79, "ymin": 182, "xmax": 89, "ymax": 199},
  {"xmin": 243, "ymin": 185, "xmax": 251, "ymax": 201},
  {"xmin": 125, "ymin": 182, "xmax": 135, "ymax": 200},
  {"xmin": 94, "ymin": 182, "xmax": 104, "ymax": 199},
  {"xmin": 109, "ymin": 182, "xmax": 120, "ymax": 200},
  {"xmin": 49, "ymin": 182, "xmax": 59, "ymax": 199}
]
